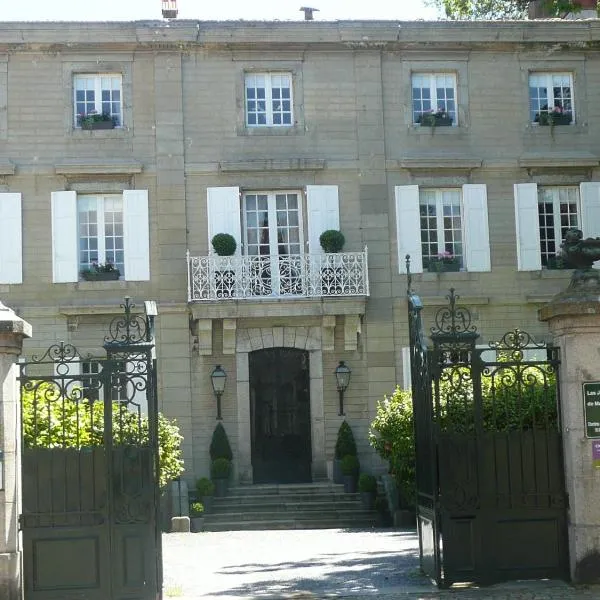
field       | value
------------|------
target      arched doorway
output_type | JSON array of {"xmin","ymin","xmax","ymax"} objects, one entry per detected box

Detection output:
[{"xmin": 249, "ymin": 348, "xmax": 311, "ymax": 483}]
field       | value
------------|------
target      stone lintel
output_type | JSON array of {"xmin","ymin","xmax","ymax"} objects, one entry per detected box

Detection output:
[
  {"xmin": 519, "ymin": 153, "xmax": 599, "ymax": 169},
  {"xmin": 55, "ymin": 160, "xmax": 143, "ymax": 175},
  {"xmin": 396, "ymin": 157, "xmax": 483, "ymax": 172},
  {"xmin": 219, "ymin": 158, "xmax": 325, "ymax": 172}
]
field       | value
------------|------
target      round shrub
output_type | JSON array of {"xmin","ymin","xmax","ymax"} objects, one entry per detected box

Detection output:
[
  {"xmin": 341, "ymin": 454, "xmax": 360, "ymax": 476},
  {"xmin": 358, "ymin": 473, "xmax": 377, "ymax": 493},
  {"xmin": 196, "ymin": 477, "xmax": 215, "ymax": 497},
  {"xmin": 319, "ymin": 229, "xmax": 345, "ymax": 253},
  {"xmin": 211, "ymin": 457, "xmax": 231, "ymax": 479},
  {"xmin": 211, "ymin": 233, "xmax": 237, "ymax": 256},
  {"xmin": 190, "ymin": 501, "xmax": 204, "ymax": 517}
]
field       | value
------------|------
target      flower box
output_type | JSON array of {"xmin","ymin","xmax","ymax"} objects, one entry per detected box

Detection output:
[
  {"xmin": 426, "ymin": 257, "xmax": 461, "ymax": 273},
  {"xmin": 81, "ymin": 120, "xmax": 115, "ymax": 130},
  {"xmin": 417, "ymin": 112, "xmax": 453, "ymax": 127},
  {"xmin": 81, "ymin": 270, "xmax": 120, "ymax": 281},
  {"xmin": 535, "ymin": 111, "xmax": 573, "ymax": 126}
]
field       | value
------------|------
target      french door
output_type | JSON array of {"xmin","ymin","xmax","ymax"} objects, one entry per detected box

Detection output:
[{"xmin": 243, "ymin": 191, "xmax": 304, "ymax": 296}]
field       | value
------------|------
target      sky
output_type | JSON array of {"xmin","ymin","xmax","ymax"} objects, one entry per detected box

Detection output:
[{"xmin": 1, "ymin": 0, "xmax": 441, "ymax": 22}]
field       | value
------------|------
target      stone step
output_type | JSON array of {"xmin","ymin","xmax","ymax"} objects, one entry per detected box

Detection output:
[
  {"xmin": 209, "ymin": 500, "xmax": 367, "ymax": 513},
  {"xmin": 205, "ymin": 509, "xmax": 377, "ymax": 523},
  {"xmin": 204, "ymin": 518, "xmax": 380, "ymax": 532},
  {"xmin": 210, "ymin": 493, "xmax": 360, "ymax": 506},
  {"xmin": 225, "ymin": 484, "xmax": 346, "ymax": 497}
]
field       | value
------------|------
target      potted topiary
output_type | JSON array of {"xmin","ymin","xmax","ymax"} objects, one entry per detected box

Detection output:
[
  {"xmin": 319, "ymin": 230, "xmax": 346, "ymax": 294},
  {"xmin": 358, "ymin": 473, "xmax": 377, "ymax": 510},
  {"xmin": 333, "ymin": 421, "xmax": 357, "ymax": 484},
  {"xmin": 211, "ymin": 457, "xmax": 231, "ymax": 497},
  {"xmin": 341, "ymin": 454, "xmax": 360, "ymax": 493},
  {"xmin": 196, "ymin": 477, "xmax": 215, "ymax": 513},
  {"xmin": 189, "ymin": 501, "xmax": 205, "ymax": 532},
  {"xmin": 211, "ymin": 233, "xmax": 237, "ymax": 298}
]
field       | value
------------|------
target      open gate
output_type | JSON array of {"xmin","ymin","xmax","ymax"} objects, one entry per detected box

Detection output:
[
  {"xmin": 19, "ymin": 298, "xmax": 162, "ymax": 600},
  {"xmin": 408, "ymin": 281, "xmax": 569, "ymax": 587}
]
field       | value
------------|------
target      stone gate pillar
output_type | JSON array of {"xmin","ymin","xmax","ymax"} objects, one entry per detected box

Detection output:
[
  {"xmin": 540, "ymin": 293, "xmax": 600, "ymax": 584},
  {"xmin": 0, "ymin": 301, "xmax": 31, "ymax": 599}
]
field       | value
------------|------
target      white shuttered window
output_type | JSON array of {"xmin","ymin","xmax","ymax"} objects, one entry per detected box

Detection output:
[{"xmin": 0, "ymin": 193, "xmax": 23, "ymax": 284}]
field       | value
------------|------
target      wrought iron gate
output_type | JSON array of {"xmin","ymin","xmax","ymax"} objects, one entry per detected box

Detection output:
[
  {"xmin": 19, "ymin": 298, "xmax": 162, "ymax": 600},
  {"xmin": 408, "ymin": 280, "xmax": 569, "ymax": 586}
]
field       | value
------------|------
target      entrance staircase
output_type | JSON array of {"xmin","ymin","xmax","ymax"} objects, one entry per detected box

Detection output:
[{"xmin": 202, "ymin": 482, "xmax": 378, "ymax": 531}]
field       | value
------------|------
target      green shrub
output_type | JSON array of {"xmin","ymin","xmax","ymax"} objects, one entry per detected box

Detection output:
[
  {"xmin": 319, "ymin": 229, "xmax": 345, "ymax": 253},
  {"xmin": 196, "ymin": 477, "xmax": 215, "ymax": 497},
  {"xmin": 341, "ymin": 454, "xmax": 360, "ymax": 476},
  {"xmin": 358, "ymin": 473, "xmax": 377, "ymax": 493},
  {"xmin": 211, "ymin": 233, "xmax": 237, "ymax": 256},
  {"xmin": 209, "ymin": 422, "xmax": 233, "ymax": 461},
  {"xmin": 334, "ymin": 421, "xmax": 357, "ymax": 459},
  {"xmin": 211, "ymin": 457, "xmax": 231, "ymax": 479},
  {"xmin": 190, "ymin": 502, "xmax": 204, "ymax": 517},
  {"xmin": 21, "ymin": 381, "xmax": 184, "ymax": 488}
]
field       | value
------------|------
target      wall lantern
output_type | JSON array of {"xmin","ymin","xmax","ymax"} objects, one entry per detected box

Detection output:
[
  {"xmin": 211, "ymin": 365, "xmax": 227, "ymax": 420},
  {"xmin": 335, "ymin": 361, "xmax": 351, "ymax": 416}
]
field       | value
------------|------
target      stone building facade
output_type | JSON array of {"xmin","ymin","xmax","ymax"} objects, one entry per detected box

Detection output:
[{"xmin": 1, "ymin": 18, "xmax": 600, "ymax": 484}]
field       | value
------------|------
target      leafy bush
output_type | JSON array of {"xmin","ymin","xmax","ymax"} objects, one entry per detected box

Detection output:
[
  {"xmin": 209, "ymin": 422, "xmax": 233, "ymax": 461},
  {"xmin": 319, "ymin": 229, "xmax": 345, "ymax": 253},
  {"xmin": 211, "ymin": 233, "xmax": 237, "ymax": 256},
  {"xmin": 21, "ymin": 381, "xmax": 184, "ymax": 488},
  {"xmin": 190, "ymin": 502, "xmax": 204, "ymax": 517},
  {"xmin": 196, "ymin": 477, "xmax": 215, "ymax": 497},
  {"xmin": 341, "ymin": 454, "xmax": 360, "ymax": 476},
  {"xmin": 334, "ymin": 421, "xmax": 357, "ymax": 459},
  {"xmin": 211, "ymin": 457, "xmax": 231, "ymax": 479},
  {"xmin": 358, "ymin": 473, "xmax": 377, "ymax": 493}
]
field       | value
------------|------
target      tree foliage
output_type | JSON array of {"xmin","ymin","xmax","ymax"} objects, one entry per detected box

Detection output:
[
  {"xmin": 22, "ymin": 382, "xmax": 184, "ymax": 488},
  {"xmin": 427, "ymin": 0, "xmax": 585, "ymax": 20}
]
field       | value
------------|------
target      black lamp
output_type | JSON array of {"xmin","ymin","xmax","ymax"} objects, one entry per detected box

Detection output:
[
  {"xmin": 335, "ymin": 361, "xmax": 351, "ymax": 416},
  {"xmin": 211, "ymin": 365, "xmax": 227, "ymax": 420}
]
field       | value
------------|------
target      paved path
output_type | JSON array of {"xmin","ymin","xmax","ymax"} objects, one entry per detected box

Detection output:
[{"xmin": 161, "ymin": 529, "xmax": 600, "ymax": 600}]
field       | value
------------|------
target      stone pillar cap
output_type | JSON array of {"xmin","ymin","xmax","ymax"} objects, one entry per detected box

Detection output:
[{"xmin": 0, "ymin": 300, "xmax": 32, "ymax": 339}]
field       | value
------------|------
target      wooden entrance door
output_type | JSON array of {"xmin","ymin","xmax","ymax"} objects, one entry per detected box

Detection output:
[{"xmin": 250, "ymin": 348, "xmax": 311, "ymax": 483}]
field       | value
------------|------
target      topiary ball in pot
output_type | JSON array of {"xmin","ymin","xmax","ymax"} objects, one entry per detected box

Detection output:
[
  {"xmin": 211, "ymin": 233, "xmax": 237, "ymax": 256},
  {"xmin": 210, "ymin": 422, "xmax": 233, "ymax": 461},
  {"xmin": 319, "ymin": 229, "xmax": 345, "ymax": 253}
]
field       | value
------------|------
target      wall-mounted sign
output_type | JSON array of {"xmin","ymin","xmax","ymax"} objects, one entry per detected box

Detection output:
[
  {"xmin": 593, "ymin": 441, "xmax": 600, "ymax": 469},
  {"xmin": 583, "ymin": 382, "xmax": 600, "ymax": 439}
]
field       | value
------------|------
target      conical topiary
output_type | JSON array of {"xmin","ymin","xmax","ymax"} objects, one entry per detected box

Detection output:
[
  {"xmin": 209, "ymin": 422, "xmax": 233, "ymax": 461},
  {"xmin": 334, "ymin": 420, "xmax": 357, "ymax": 459}
]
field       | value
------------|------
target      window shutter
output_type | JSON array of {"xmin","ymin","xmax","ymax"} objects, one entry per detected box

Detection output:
[
  {"xmin": 51, "ymin": 191, "xmax": 78, "ymax": 283},
  {"xmin": 207, "ymin": 187, "xmax": 242, "ymax": 255},
  {"xmin": 123, "ymin": 190, "xmax": 150, "ymax": 281},
  {"xmin": 462, "ymin": 184, "xmax": 491, "ymax": 272},
  {"xmin": 306, "ymin": 185, "xmax": 340, "ymax": 254},
  {"xmin": 514, "ymin": 183, "xmax": 541, "ymax": 271},
  {"xmin": 395, "ymin": 185, "xmax": 422, "ymax": 274},
  {"xmin": 0, "ymin": 193, "xmax": 22, "ymax": 284},
  {"xmin": 580, "ymin": 182, "xmax": 600, "ymax": 238},
  {"xmin": 401, "ymin": 347, "xmax": 412, "ymax": 391}
]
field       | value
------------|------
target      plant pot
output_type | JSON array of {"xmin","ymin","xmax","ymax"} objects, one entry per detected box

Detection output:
[
  {"xmin": 427, "ymin": 261, "xmax": 460, "ymax": 273},
  {"xmin": 360, "ymin": 491, "xmax": 375, "ymax": 510},
  {"xmin": 536, "ymin": 113, "xmax": 572, "ymax": 126},
  {"xmin": 81, "ymin": 120, "xmax": 115, "ymax": 130},
  {"xmin": 343, "ymin": 475, "xmax": 357, "ymax": 493},
  {"xmin": 213, "ymin": 478, "xmax": 229, "ymax": 498},
  {"xmin": 190, "ymin": 516, "xmax": 204, "ymax": 532},
  {"xmin": 81, "ymin": 270, "xmax": 120, "ymax": 281},
  {"xmin": 419, "ymin": 114, "xmax": 453, "ymax": 127},
  {"xmin": 201, "ymin": 496, "xmax": 213, "ymax": 513},
  {"xmin": 333, "ymin": 459, "xmax": 344, "ymax": 484}
]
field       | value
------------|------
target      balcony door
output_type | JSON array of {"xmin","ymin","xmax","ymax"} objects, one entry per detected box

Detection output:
[
  {"xmin": 243, "ymin": 192, "xmax": 304, "ymax": 296},
  {"xmin": 250, "ymin": 348, "xmax": 312, "ymax": 484}
]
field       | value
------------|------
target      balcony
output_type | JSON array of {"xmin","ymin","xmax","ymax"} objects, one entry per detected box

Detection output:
[{"xmin": 187, "ymin": 249, "xmax": 369, "ymax": 302}]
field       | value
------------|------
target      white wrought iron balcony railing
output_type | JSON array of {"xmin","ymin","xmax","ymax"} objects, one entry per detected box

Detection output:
[{"xmin": 187, "ymin": 249, "xmax": 369, "ymax": 302}]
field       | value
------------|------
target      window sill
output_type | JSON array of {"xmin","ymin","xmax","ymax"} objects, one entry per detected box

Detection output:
[
  {"xmin": 75, "ymin": 280, "xmax": 130, "ymax": 290},
  {"xmin": 408, "ymin": 124, "xmax": 465, "ymax": 136},
  {"xmin": 525, "ymin": 123, "xmax": 588, "ymax": 136},
  {"xmin": 70, "ymin": 127, "xmax": 131, "ymax": 140},
  {"xmin": 236, "ymin": 124, "xmax": 303, "ymax": 137},
  {"xmin": 416, "ymin": 270, "xmax": 477, "ymax": 282},
  {"xmin": 539, "ymin": 269, "xmax": 574, "ymax": 279}
]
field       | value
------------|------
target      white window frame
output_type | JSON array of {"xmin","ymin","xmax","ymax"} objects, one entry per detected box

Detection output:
[
  {"xmin": 242, "ymin": 190, "xmax": 304, "ymax": 256},
  {"xmin": 529, "ymin": 72, "xmax": 575, "ymax": 124},
  {"xmin": 78, "ymin": 194, "xmax": 125, "ymax": 277},
  {"xmin": 419, "ymin": 188, "xmax": 464, "ymax": 269},
  {"xmin": 73, "ymin": 73, "xmax": 123, "ymax": 128},
  {"xmin": 537, "ymin": 186, "xmax": 580, "ymax": 268},
  {"xmin": 245, "ymin": 72, "xmax": 293, "ymax": 127},
  {"xmin": 411, "ymin": 72, "xmax": 458, "ymax": 126}
]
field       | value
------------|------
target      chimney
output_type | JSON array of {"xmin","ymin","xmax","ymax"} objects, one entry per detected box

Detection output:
[
  {"xmin": 162, "ymin": 0, "xmax": 178, "ymax": 19},
  {"xmin": 529, "ymin": 0, "xmax": 597, "ymax": 19},
  {"xmin": 300, "ymin": 7, "xmax": 319, "ymax": 21}
]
